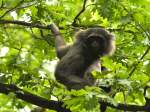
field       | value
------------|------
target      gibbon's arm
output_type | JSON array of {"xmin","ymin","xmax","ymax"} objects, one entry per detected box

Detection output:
[{"xmin": 50, "ymin": 23, "xmax": 70, "ymax": 59}]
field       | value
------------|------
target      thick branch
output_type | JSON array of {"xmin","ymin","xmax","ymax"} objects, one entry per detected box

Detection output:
[
  {"xmin": 0, "ymin": 83, "xmax": 150, "ymax": 111},
  {"xmin": 99, "ymin": 99, "xmax": 149, "ymax": 111},
  {"xmin": 0, "ymin": 83, "xmax": 70, "ymax": 112}
]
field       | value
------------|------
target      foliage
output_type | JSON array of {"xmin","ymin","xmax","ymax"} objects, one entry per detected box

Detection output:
[{"xmin": 0, "ymin": 0, "xmax": 150, "ymax": 112}]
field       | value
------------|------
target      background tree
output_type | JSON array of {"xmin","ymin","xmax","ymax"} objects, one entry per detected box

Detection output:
[{"xmin": 0, "ymin": 0, "xmax": 150, "ymax": 112}]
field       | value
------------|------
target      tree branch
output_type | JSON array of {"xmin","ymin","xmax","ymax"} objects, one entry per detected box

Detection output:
[
  {"xmin": 72, "ymin": 0, "xmax": 88, "ymax": 26},
  {"xmin": 0, "ymin": 20, "xmax": 50, "ymax": 29},
  {"xmin": 128, "ymin": 43, "xmax": 150, "ymax": 78},
  {"xmin": 99, "ymin": 99, "xmax": 149, "ymax": 111},
  {"xmin": 0, "ymin": 0, "xmax": 24, "ymax": 19},
  {"xmin": 0, "ymin": 20, "xmax": 137, "ymax": 35},
  {"xmin": 0, "ymin": 83, "xmax": 70, "ymax": 112},
  {"xmin": 0, "ymin": 83, "xmax": 150, "ymax": 111}
]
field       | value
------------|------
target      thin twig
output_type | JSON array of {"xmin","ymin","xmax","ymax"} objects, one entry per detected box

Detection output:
[
  {"xmin": 72, "ymin": 0, "xmax": 88, "ymax": 26},
  {"xmin": 0, "ymin": 20, "xmax": 49, "ymax": 29},
  {"xmin": 16, "ymin": 1, "xmax": 37, "ymax": 10},
  {"xmin": 128, "ymin": 23, "xmax": 150, "ymax": 78},
  {"xmin": 0, "ymin": 0, "xmax": 24, "ymax": 19},
  {"xmin": 128, "ymin": 46, "xmax": 150, "ymax": 78},
  {"xmin": 0, "ymin": 1, "xmax": 37, "ymax": 10},
  {"xmin": 121, "ymin": 4, "xmax": 150, "ymax": 78},
  {"xmin": 0, "ymin": 0, "xmax": 4, "ymax": 8},
  {"xmin": 0, "ymin": 20, "xmax": 139, "ymax": 34}
]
